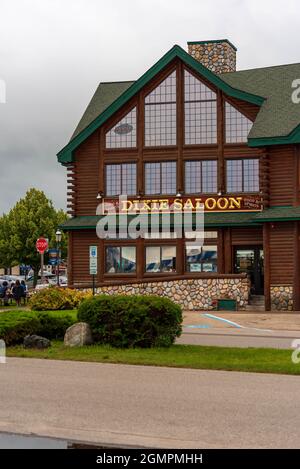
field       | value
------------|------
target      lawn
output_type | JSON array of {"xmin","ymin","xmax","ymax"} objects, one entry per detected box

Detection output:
[{"xmin": 6, "ymin": 340, "xmax": 300, "ymax": 376}]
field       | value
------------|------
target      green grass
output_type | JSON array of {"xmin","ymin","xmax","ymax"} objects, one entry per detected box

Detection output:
[{"xmin": 6, "ymin": 340, "xmax": 300, "ymax": 375}]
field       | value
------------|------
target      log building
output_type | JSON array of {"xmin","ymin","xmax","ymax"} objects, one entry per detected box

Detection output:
[{"xmin": 58, "ymin": 40, "xmax": 300, "ymax": 311}]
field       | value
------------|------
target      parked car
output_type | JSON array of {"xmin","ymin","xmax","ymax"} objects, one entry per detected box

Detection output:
[
  {"xmin": 26, "ymin": 272, "xmax": 57, "ymax": 290},
  {"xmin": 0, "ymin": 275, "xmax": 25, "ymax": 287}
]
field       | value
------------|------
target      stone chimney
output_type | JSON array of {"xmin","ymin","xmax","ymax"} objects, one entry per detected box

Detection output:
[{"xmin": 187, "ymin": 39, "xmax": 237, "ymax": 74}]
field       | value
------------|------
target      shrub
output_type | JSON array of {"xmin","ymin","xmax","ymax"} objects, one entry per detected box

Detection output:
[
  {"xmin": 29, "ymin": 287, "xmax": 92, "ymax": 311},
  {"xmin": 78, "ymin": 294, "xmax": 182, "ymax": 348},
  {"xmin": 0, "ymin": 310, "xmax": 75, "ymax": 345}
]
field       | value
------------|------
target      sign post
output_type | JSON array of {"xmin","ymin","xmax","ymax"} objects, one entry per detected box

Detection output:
[
  {"xmin": 36, "ymin": 237, "xmax": 49, "ymax": 285},
  {"xmin": 89, "ymin": 246, "xmax": 98, "ymax": 295}
]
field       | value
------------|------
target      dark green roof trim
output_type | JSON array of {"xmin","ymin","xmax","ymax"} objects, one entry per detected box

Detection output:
[
  {"xmin": 57, "ymin": 45, "xmax": 264, "ymax": 164},
  {"xmin": 187, "ymin": 39, "xmax": 237, "ymax": 51},
  {"xmin": 248, "ymin": 124, "xmax": 300, "ymax": 147},
  {"xmin": 252, "ymin": 205, "xmax": 300, "ymax": 222}
]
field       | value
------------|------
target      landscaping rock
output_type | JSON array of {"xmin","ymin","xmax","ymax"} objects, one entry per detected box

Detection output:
[
  {"xmin": 23, "ymin": 335, "xmax": 51, "ymax": 349},
  {"xmin": 64, "ymin": 322, "xmax": 93, "ymax": 347}
]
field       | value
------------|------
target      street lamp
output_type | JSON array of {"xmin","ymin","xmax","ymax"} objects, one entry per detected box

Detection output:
[{"xmin": 55, "ymin": 229, "xmax": 62, "ymax": 286}]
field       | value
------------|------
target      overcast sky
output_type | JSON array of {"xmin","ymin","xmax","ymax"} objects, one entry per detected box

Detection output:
[{"xmin": 0, "ymin": 0, "xmax": 300, "ymax": 214}]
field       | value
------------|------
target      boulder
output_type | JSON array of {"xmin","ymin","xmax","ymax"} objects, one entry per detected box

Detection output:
[
  {"xmin": 64, "ymin": 322, "xmax": 93, "ymax": 347},
  {"xmin": 23, "ymin": 335, "xmax": 51, "ymax": 349}
]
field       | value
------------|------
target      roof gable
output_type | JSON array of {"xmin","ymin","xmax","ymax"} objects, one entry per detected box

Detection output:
[{"xmin": 57, "ymin": 45, "xmax": 265, "ymax": 163}]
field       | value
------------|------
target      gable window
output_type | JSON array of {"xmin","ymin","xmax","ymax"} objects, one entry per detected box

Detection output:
[
  {"xmin": 105, "ymin": 246, "xmax": 136, "ymax": 273},
  {"xmin": 145, "ymin": 161, "xmax": 177, "ymax": 195},
  {"xmin": 226, "ymin": 159, "xmax": 259, "ymax": 192},
  {"xmin": 105, "ymin": 163, "xmax": 137, "ymax": 196},
  {"xmin": 225, "ymin": 102, "xmax": 253, "ymax": 143},
  {"xmin": 145, "ymin": 245, "xmax": 176, "ymax": 273},
  {"xmin": 184, "ymin": 70, "xmax": 217, "ymax": 145},
  {"xmin": 106, "ymin": 107, "xmax": 137, "ymax": 148},
  {"xmin": 144, "ymin": 71, "xmax": 177, "ymax": 147},
  {"xmin": 185, "ymin": 160, "xmax": 217, "ymax": 194}
]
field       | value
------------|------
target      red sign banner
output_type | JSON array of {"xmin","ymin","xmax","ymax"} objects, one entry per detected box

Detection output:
[
  {"xmin": 36, "ymin": 237, "xmax": 48, "ymax": 254},
  {"xmin": 102, "ymin": 195, "xmax": 263, "ymax": 214}
]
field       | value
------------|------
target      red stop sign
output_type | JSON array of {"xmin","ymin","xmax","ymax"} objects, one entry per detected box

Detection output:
[{"xmin": 36, "ymin": 237, "xmax": 48, "ymax": 254}]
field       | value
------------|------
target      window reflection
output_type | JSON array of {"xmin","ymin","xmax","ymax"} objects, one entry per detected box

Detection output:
[
  {"xmin": 225, "ymin": 102, "xmax": 253, "ymax": 143},
  {"xmin": 185, "ymin": 160, "xmax": 217, "ymax": 194},
  {"xmin": 186, "ymin": 245, "xmax": 217, "ymax": 272},
  {"xmin": 145, "ymin": 161, "xmax": 177, "ymax": 195},
  {"xmin": 105, "ymin": 246, "xmax": 136, "ymax": 273},
  {"xmin": 145, "ymin": 246, "xmax": 176, "ymax": 273},
  {"xmin": 106, "ymin": 163, "xmax": 137, "ymax": 196},
  {"xmin": 226, "ymin": 159, "xmax": 259, "ymax": 193},
  {"xmin": 106, "ymin": 107, "xmax": 137, "ymax": 148}
]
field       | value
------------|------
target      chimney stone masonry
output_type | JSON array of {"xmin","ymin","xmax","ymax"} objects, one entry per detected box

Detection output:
[{"xmin": 187, "ymin": 39, "xmax": 237, "ymax": 73}]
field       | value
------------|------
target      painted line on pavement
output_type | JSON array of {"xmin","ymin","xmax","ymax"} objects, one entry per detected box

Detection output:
[{"xmin": 202, "ymin": 313, "xmax": 273, "ymax": 333}]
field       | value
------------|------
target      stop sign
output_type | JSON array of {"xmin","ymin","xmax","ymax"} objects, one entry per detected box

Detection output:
[{"xmin": 36, "ymin": 237, "xmax": 48, "ymax": 254}]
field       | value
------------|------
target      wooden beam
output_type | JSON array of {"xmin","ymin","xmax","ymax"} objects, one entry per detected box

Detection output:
[
  {"xmin": 263, "ymin": 223, "xmax": 271, "ymax": 311},
  {"xmin": 293, "ymin": 221, "xmax": 300, "ymax": 311}
]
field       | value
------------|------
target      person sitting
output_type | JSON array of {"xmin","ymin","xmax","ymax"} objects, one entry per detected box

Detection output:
[{"xmin": 12, "ymin": 280, "xmax": 23, "ymax": 307}]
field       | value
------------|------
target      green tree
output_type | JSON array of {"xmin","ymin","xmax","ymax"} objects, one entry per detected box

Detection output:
[{"xmin": 0, "ymin": 188, "xmax": 68, "ymax": 285}]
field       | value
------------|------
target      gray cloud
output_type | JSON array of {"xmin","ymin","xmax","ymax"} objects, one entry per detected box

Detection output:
[{"xmin": 0, "ymin": 0, "xmax": 300, "ymax": 214}]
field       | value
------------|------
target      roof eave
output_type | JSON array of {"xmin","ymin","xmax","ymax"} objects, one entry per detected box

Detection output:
[{"xmin": 248, "ymin": 124, "xmax": 300, "ymax": 147}]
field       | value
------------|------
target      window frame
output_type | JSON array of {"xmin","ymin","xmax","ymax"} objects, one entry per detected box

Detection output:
[
  {"xmin": 104, "ymin": 245, "xmax": 137, "ymax": 275},
  {"xmin": 105, "ymin": 162, "xmax": 137, "ymax": 197},
  {"xmin": 184, "ymin": 159, "xmax": 218, "ymax": 194},
  {"xmin": 105, "ymin": 106, "xmax": 137, "ymax": 150},
  {"xmin": 144, "ymin": 244, "xmax": 177, "ymax": 275},
  {"xmin": 226, "ymin": 158, "xmax": 260, "ymax": 194},
  {"xmin": 185, "ymin": 243, "xmax": 218, "ymax": 274},
  {"xmin": 144, "ymin": 161, "xmax": 177, "ymax": 196}
]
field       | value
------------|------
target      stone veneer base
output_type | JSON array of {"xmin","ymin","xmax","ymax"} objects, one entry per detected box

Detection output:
[
  {"xmin": 270, "ymin": 285, "xmax": 293, "ymax": 311},
  {"xmin": 86, "ymin": 277, "xmax": 251, "ymax": 311}
]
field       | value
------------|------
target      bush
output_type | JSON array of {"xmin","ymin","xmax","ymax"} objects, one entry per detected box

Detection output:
[
  {"xmin": 29, "ymin": 287, "xmax": 92, "ymax": 311},
  {"xmin": 77, "ymin": 294, "xmax": 182, "ymax": 348},
  {"xmin": 0, "ymin": 310, "xmax": 75, "ymax": 345}
]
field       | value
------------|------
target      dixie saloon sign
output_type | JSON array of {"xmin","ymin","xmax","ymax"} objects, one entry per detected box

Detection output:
[{"xmin": 104, "ymin": 195, "xmax": 263, "ymax": 214}]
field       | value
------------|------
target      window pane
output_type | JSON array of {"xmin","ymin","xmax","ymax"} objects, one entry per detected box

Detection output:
[
  {"xmin": 105, "ymin": 163, "xmax": 136, "ymax": 196},
  {"xmin": 122, "ymin": 163, "xmax": 137, "ymax": 195},
  {"xmin": 106, "ymin": 165, "xmax": 121, "ymax": 196},
  {"xmin": 184, "ymin": 70, "xmax": 217, "ymax": 145},
  {"xmin": 105, "ymin": 246, "xmax": 136, "ymax": 273},
  {"xmin": 145, "ymin": 162, "xmax": 176, "ymax": 195},
  {"xmin": 106, "ymin": 107, "xmax": 137, "ymax": 148},
  {"xmin": 185, "ymin": 101, "xmax": 217, "ymax": 144},
  {"xmin": 145, "ymin": 71, "xmax": 177, "ymax": 147},
  {"xmin": 145, "ymin": 103, "xmax": 176, "ymax": 146},
  {"xmin": 145, "ymin": 162, "xmax": 161, "ymax": 195},
  {"xmin": 185, "ymin": 161, "xmax": 201, "ymax": 193},
  {"xmin": 226, "ymin": 160, "xmax": 243, "ymax": 192},
  {"xmin": 105, "ymin": 247, "xmax": 120, "ymax": 273},
  {"xmin": 186, "ymin": 245, "xmax": 202, "ymax": 272},
  {"xmin": 243, "ymin": 159, "xmax": 259, "ymax": 192},
  {"xmin": 161, "ymin": 162, "xmax": 176, "ymax": 194},
  {"xmin": 146, "ymin": 246, "xmax": 161, "ymax": 272},
  {"xmin": 225, "ymin": 102, "xmax": 253, "ymax": 143},
  {"xmin": 202, "ymin": 160, "xmax": 217, "ymax": 193},
  {"xmin": 185, "ymin": 244, "xmax": 218, "ymax": 272},
  {"xmin": 161, "ymin": 246, "xmax": 176, "ymax": 272},
  {"xmin": 121, "ymin": 247, "xmax": 136, "ymax": 273}
]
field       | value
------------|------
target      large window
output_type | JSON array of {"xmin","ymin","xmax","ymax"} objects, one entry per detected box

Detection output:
[
  {"xmin": 225, "ymin": 102, "xmax": 253, "ymax": 143},
  {"xmin": 105, "ymin": 163, "xmax": 137, "ymax": 196},
  {"xmin": 145, "ymin": 161, "xmax": 177, "ymax": 195},
  {"xmin": 145, "ymin": 246, "xmax": 176, "ymax": 273},
  {"xmin": 105, "ymin": 246, "xmax": 136, "ymax": 273},
  {"xmin": 226, "ymin": 159, "xmax": 259, "ymax": 193},
  {"xmin": 184, "ymin": 70, "xmax": 217, "ymax": 145},
  {"xmin": 185, "ymin": 160, "xmax": 217, "ymax": 194},
  {"xmin": 144, "ymin": 71, "xmax": 177, "ymax": 147},
  {"xmin": 186, "ymin": 245, "xmax": 217, "ymax": 273},
  {"xmin": 106, "ymin": 107, "xmax": 137, "ymax": 148}
]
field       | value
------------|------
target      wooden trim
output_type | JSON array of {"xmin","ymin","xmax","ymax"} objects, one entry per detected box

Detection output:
[
  {"xmin": 293, "ymin": 221, "xmax": 300, "ymax": 310},
  {"xmin": 217, "ymin": 90, "xmax": 225, "ymax": 193},
  {"xmin": 293, "ymin": 144, "xmax": 300, "ymax": 206},
  {"xmin": 67, "ymin": 231, "xmax": 74, "ymax": 287},
  {"xmin": 217, "ymin": 228, "xmax": 225, "ymax": 273},
  {"xmin": 224, "ymin": 228, "xmax": 232, "ymax": 273},
  {"xmin": 263, "ymin": 223, "xmax": 271, "ymax": 310}
]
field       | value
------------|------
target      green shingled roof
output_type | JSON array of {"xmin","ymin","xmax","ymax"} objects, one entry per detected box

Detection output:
[
  {"xmin": 252, "ymin": 206, "xmax": 300, "ymax": 222},
  {"xmin": 60, "ymin": 212, "xmax": 260, "ymax": 231},
  {"xmin": 58, "ymin": 44, "xmax": 300, "ymax": 164}
]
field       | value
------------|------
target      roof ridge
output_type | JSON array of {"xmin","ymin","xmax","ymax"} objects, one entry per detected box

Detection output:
[{"xmin": 99, "ymin": 80, "xmax": 136, "ymax": 84}]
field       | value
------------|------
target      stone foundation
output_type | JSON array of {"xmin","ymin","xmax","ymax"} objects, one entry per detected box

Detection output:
[
  {"xmin": 270, "ymin": 286, "xmax": 293, "ymax": 311},
  {"xmin": 92, "ymin": 277, "xmax": 250, "ymax": 311}
]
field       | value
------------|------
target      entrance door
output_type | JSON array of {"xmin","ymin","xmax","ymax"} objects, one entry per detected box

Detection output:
[{"xmin": 234, "ymin": 247, "xmax": 264, "ymax": 295}]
